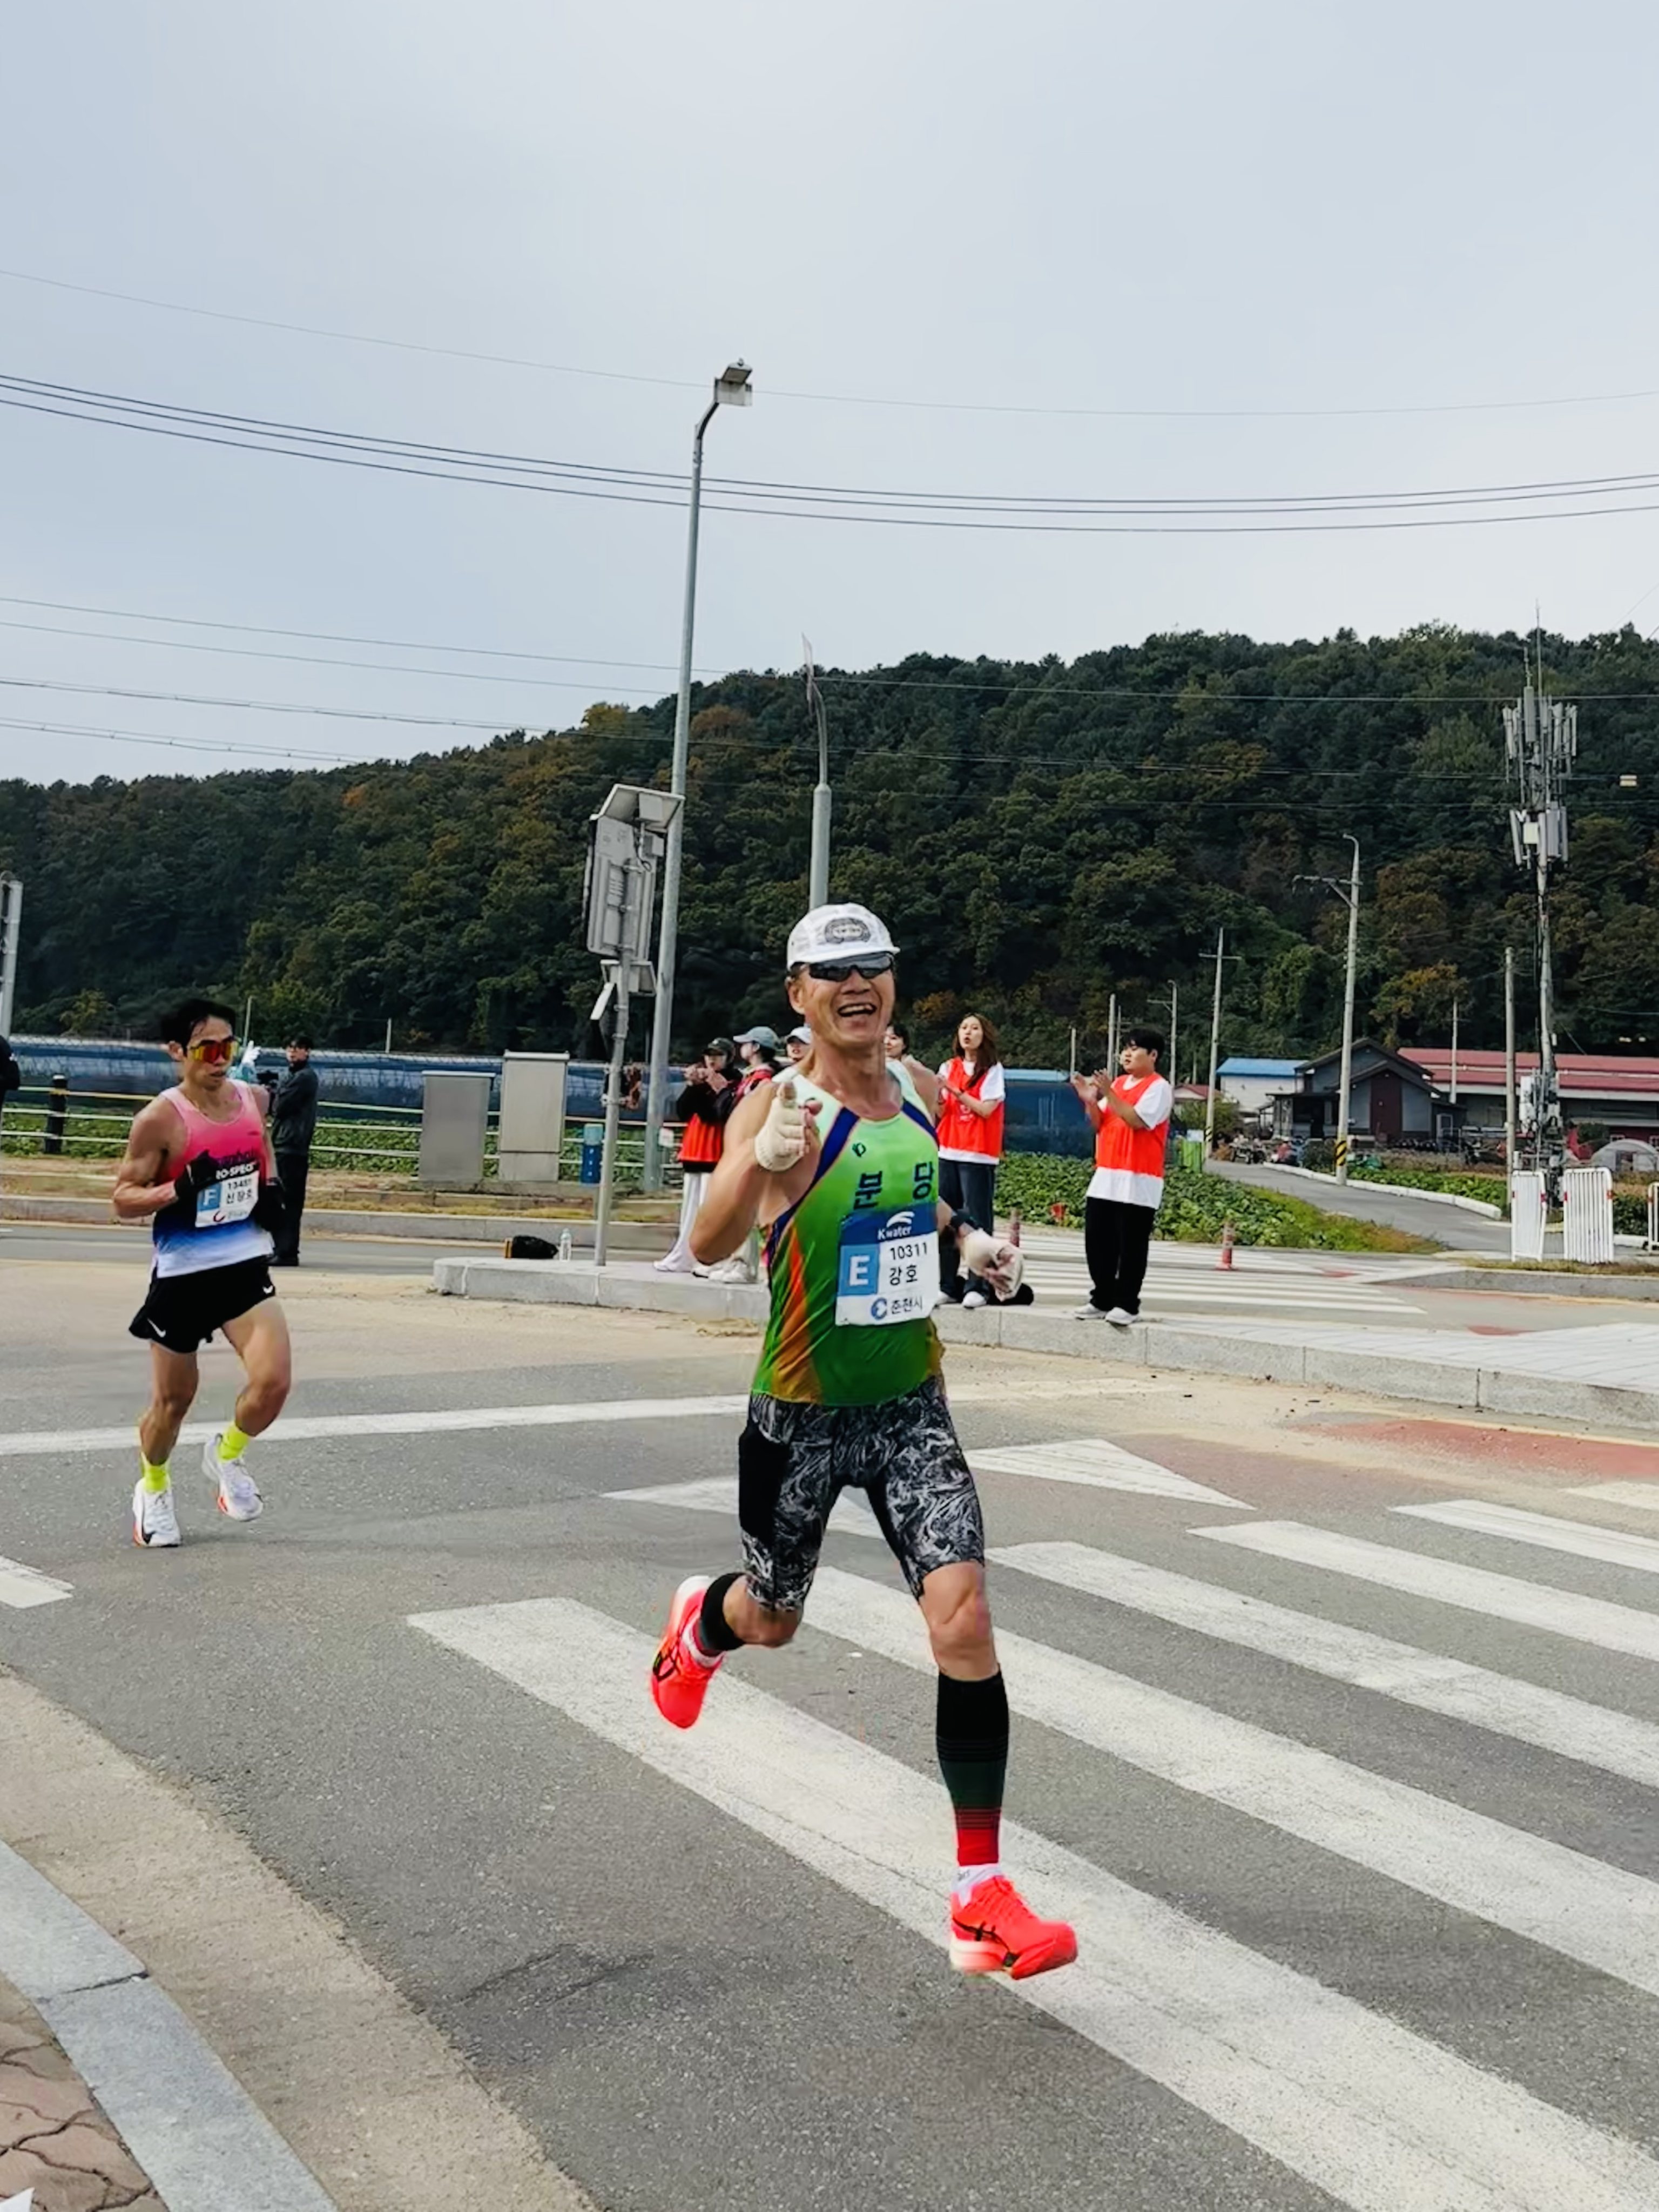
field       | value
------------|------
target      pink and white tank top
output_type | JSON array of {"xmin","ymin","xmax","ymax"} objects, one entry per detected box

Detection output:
[{"xmin": 150, "ymin": 1081, "xmax": 273, "ymax": 1279}]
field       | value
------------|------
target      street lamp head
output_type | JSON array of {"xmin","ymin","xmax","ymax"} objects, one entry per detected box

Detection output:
[{"xmin": 715, "ymin": 361, "xmax": 754, "ymax": 407}]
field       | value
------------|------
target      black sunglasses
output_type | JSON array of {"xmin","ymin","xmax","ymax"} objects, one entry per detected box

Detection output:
[{"xmin": 806, "ymin": 954, "xmax": 895, "ymax": 982}]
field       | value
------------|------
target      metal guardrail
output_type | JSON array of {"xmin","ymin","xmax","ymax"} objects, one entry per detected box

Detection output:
[{"xmin": 0, "ymin": 1082, "xmax": 684, "ymax": 1185}]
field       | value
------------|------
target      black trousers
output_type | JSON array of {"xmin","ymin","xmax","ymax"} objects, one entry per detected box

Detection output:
[
  {"xmin": 938, "ymin": 1156, "xmax": 997, "ymax": 1299},
  {"xmin": 1083, "ymin": 1196, "xmax": 1156, "ymax": 1315},
  {"xmin": 273, "ymin": 1149, "xmax": 310, "ymax": 1263}
]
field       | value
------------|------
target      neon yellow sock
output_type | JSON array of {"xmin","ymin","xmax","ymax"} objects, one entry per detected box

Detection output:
[
  {"xmin": 139, "ymin": 1456, "xmax": 170, "ymax": 1495},
  {"xmin": 218, "ymin": 1422, "xmax": 251, "ymax": 1463}
]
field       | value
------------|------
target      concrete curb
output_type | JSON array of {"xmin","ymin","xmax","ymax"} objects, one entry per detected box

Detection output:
[
  {"xmin": 1394, "ymin": 1265, "xmax": 1659, "ymax": 1302},
  {"xmin": 0, "ymin": 1840, "xmax": 335, "ymax": 2211},
  {"xmin": 1262, "ymin": 1164, "xmax": 1505, "ymax": 1218},
  {"xmin": 433, "ymin": 1258, "xmax": 1659, "ymax": 1432}
]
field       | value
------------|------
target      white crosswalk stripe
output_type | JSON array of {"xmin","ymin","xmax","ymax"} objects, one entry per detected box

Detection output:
[
  {"xmin": 0, "ymin": 1553, "xmax": 72, "ymax": 1609},
  {"xmin": 801, "ymin": 1565, "xmax": 1659, "ymax": 2002},
  {"xmin": 967, "ymin": 1439, "xmax": 1250, "ymax": 1506},
  {"xmin": 1572, "ymin": 1482, "xmax": 1659, "ymax": 1514},
  {"xmin": 992, "ymin": 1538, "xmax": 1659, "ymax": 1790},
  {"xmin": 409, "ymin": 1593, "xmax": 1659, "ymax": 2212},
  {"xmin": 1197, "ymin": 1520, "xmax": 1659, "ymax": 1663},
  {"xmin": 1398, "ymin": 1498, "xmax": 1659, "ymax": 1577}
]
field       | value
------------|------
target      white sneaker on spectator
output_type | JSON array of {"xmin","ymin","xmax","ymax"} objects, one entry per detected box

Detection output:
[
  {"xmin": 1104, "ymin": 1306, "xmax": 1137, "ymax": 1325},
  {"xmin": 706, "ymin": 1257, "xmax": 754, "ymax": 1284},
  {"xmin": 653, "ymin": 1246, "xmax": 698, "ymax": 1274},
  {"xmin": 961, "ymin": 1290, "xmax": 987, "ymax": 1310}
]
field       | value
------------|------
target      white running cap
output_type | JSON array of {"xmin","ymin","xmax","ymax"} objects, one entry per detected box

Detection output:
[{"xmin": 786, "ymin": 902, "xmax": 899, "ymax": 967}]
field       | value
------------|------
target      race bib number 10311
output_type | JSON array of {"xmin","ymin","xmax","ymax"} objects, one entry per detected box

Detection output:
[{"xmin": 835, "ymin": 1205, "xmax": 940, "ymax": 1327}]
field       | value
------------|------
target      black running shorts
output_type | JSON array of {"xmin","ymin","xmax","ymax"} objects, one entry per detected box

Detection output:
[
  {"xmin": 129, "ymin": 1258, "xmax": 276, "ymax": 1355},
  {"xmin": 737, "ymin": 1375, "xmax": 984, "ymax": 1616}
]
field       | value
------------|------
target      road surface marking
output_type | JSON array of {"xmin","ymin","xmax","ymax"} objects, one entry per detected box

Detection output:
[
  {"xmin": 0, "ymin": 1555, "xmax": 72, "ymax": 1609},
  {"xmin": 804, "ymin": 1566, "xmax": 1659, "ymax": 2002},
  {"xmin": 993, "ymin": 1539, "xmax": 1659, "ymax": 1791},
  {"xmin": 1196, "ymin": 1521, "xmax": 1659, "ymax": 1664},
  {"xmin": 1570, "ymin": 1481, "xmax": 1659, "ymax": 1513},
  {"xmin": 607, "ymin": 1475, "xmax": 880, "ymax": 1534},
  {"xmin": 409, "ymin": 1594, "xmax": 1659, "ymax": 2212},
  {"xmin": 1398, "ymin": 1498, "xmax": 1659, "ymax": 1577},
  {"xmin": 0, "ymin": 1395, "xmax": 750, "ymax": 1459},
  {"xmin": 968, "ymin": 1439, "xmax": 1249, "ymax": 1507}
]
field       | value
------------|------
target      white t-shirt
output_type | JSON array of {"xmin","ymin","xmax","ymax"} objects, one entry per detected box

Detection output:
[
  {"xmin": 936, "ymin": 1058, "xmax": 1006, "ymax": 1163},
  {"xmin": 1085, "ymin": 1074, "xmax": 1174, "ymax": 1209}
]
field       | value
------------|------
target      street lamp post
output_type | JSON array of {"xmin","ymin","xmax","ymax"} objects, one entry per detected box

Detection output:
[
  {"xmin": 803, "ymin": 637, "xmax": 832, "ymax": 909},
  {"xmin": 1295, "ymin": 837, "xmax": 1361, "ymax": 1182},
  {"xmin": 643, "ymin": 361, "xmax": 752, "ymax": 1191}
]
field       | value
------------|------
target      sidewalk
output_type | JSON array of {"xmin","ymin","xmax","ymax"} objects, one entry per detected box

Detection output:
[
  {"xmin": 1, "ymin": 1975, "xmax": 163, "ymax": 2210},
  {"xmin": 433, "ymin": 1254, "xmax": 1659, "ymax": 1433}
]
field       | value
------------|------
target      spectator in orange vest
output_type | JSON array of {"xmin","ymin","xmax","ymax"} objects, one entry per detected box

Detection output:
[
  {"xmin": 655, "ymin": 1051, "xmax": 732, "ymax": 1274},
  {"xmin": 1070, "ymin": 1027, "xmax": 1172, "ymax": 1323},
  {"xmin": 935, "ymin": 1013, "xmax": 1006, "ymax": 1306}
]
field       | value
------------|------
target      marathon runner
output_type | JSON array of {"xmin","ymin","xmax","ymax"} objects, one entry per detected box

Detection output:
[
  {"xmin": 113, "ymin": 999, "xmax": 292, "ymax": 1548},
  {"xmin": 648, "ymin": 903, "xmax": 1077, "ymax": 1980}
]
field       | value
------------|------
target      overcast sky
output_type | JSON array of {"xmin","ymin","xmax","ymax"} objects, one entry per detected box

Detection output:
[{"xmin": 6, "ymin": 0, "xmax": 1659, "ymax": 784}]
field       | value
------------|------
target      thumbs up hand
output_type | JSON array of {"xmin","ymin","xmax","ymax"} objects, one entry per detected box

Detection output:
[{"xmin": 753, "ymin": 1078, "xmax": 818, "ymax": 1172}]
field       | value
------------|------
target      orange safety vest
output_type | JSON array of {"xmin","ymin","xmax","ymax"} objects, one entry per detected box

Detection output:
[
  {"xmin": 678, "ymin": 1095, "xmax": 725, "ymax": 1170},
  {"xmin": 1094, "ymin": 1074, "xmax": 1169, "ymax": 1177},
  {"xmin": 937, "ymin": 1056, "xmax": 1005, "ymax": 1161}
]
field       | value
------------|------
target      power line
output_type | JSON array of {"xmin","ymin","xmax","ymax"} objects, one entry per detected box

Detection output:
[
  {"xmin": 17, "ymin": 371, "xmax": 1659, "ymax": 534},
  {"xmin": 12, "ymin": 263, "xmax": 1659, "ymax": 423},
  {"xmin": 0, "ymin": 714, "xmax": 360, "ymax": 764},
  {"xmin": 0, "ymin": 592, "xmax": 689, "ymax": 676}
]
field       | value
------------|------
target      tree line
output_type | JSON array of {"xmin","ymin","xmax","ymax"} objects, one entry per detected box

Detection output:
[{"xmin": 3, "ymin": 622, "xmax": 1656, "ymax": 1071}]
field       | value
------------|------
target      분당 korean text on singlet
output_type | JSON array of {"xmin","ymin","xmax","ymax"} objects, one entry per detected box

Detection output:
[
  {"xmin": 756, "ymin": 1063, "xmax": 943, "ymax": 1407},
  {"xmin": 150, "ymin": 1081, "xmax": 274, "ymax": 1278}
]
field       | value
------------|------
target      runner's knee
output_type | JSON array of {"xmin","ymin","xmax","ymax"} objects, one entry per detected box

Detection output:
[{"xmin": 923, "ymin": 1580, "xmax": 993, "ymax": 1667}]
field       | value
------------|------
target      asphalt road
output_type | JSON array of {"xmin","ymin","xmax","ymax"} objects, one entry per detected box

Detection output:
[
  {"xmin": 8, "ymin": 1251, "xmax": 1659, "ymax": 2210},
  {"xmin": 1211, "ymin": 1159, "xmax": 1514, "ymax": 1250}
]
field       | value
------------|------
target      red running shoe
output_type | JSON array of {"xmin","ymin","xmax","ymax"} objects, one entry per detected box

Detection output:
[
  {"xmin": 650, "ymin": 1575, "xmax": 721, "ymax": 1730},
  {"xmin": 949, "ymin": 1874, "xmax": 1078, "ymax": 1980}
]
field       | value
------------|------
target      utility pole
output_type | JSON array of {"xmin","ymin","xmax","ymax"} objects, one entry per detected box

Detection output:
[
  {"xmin": 1200, "ymin": 928, "xmax": 1230, "ymax": 1158},
  {"xmin": 1294, "ymin": 838, "xmax": 1360, "ymax": 1180},
  {"xmin": 643, "ymin": 361, "xmax": 753, "ymax": 1192},
  {"xmin": 1151, "ymin": 981, "xmax": 1179, "ymax": 1107},
  {"xmin": 1450, "ymin": 995, "xmax": 1459, "ymax": 1106},
  {"xmin": 1503, "ymin": 655, "xmax": 1575, "ymax": 1196},
  {"xmin": 1503, "ymin": 945, "xmax": 1518, "ymax": 1165},
  {"xmin": 802, "ymin": 638, "xmax": 832, "ymax": 911},
  {"xmin": 1106, "ymin": 993, "xmax": 1119, "ymax": 1074},
  {"xmin": 0, "ymin": 873, "xmax": 21, "ymax": 1035}
]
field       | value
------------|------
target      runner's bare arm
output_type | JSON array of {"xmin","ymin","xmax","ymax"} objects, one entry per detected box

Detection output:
[
  {"xmin": 690, "ymin": 1083, "xmax": 820, "ymax": 1264},
  {"xmin": 112, "ymin": 1099, "xmax": 185, "ymax": 1219},
  {"xmin": 901, "ymin": 1056, "xmax": 941, "ymax": 1115}
]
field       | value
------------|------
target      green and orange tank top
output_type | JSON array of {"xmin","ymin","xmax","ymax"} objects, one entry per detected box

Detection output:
[{"xmin": 754, "ymin": 1061, "xmax": 942, "ymax": 1407}]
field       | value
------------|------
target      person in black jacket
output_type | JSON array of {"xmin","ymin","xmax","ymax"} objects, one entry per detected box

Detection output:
[
  {"xmin": 0, "ymin": 1035, "xmax": 19, "ymax": 1205},
  {"xmin": 269, "ymin": 1036, "xmax": 319, "ymax": 1265}
]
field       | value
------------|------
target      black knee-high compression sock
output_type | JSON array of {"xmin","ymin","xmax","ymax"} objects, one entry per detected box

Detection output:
[{"xmin": 936, "ymin": 1670, "xmax": 1009, "ymax": 1875}]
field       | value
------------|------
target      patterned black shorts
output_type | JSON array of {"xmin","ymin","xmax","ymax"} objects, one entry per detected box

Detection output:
[{"xmin": 737, "ymin": 1376, "xmax": 984, "ymax": 1615}]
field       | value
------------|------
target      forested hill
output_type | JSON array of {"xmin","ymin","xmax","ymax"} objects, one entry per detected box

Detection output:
[{"xmin": 3, "ymin": 624, "xmax": 1656, "ymax": 1071}]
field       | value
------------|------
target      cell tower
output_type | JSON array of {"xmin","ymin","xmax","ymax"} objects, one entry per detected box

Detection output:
[{"xmin": 1502, "ymin": 652, "xmax": 1575, "ymax": 1193}]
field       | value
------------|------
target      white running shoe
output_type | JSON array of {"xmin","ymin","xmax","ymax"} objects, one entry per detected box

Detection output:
[
  {"xmin": 204, "ymin": 1434, "xmax": 264, "ymax": 1521},
  {"xmin": 132, "ymin": 1480, "xmax": 180, "ymax": 1549},
  {"xmin": 705, "ymin": 1257, "xmax": 754, "ymax": 1284},
  {"xmin": 961, "ymin": 1290, "xmax": 987, "ymax": 1309},
  {"xmin": 652, "ymin": 1248, "xmax": 698, "ymax": 1274},
  {"xmin": 1104, "ymin": 1307, "xmax": 1137, "ymax": 1325},
  {"xmin": 1074, "ymin": 1302, "xmax": 1110, "ymax": 1320}
]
